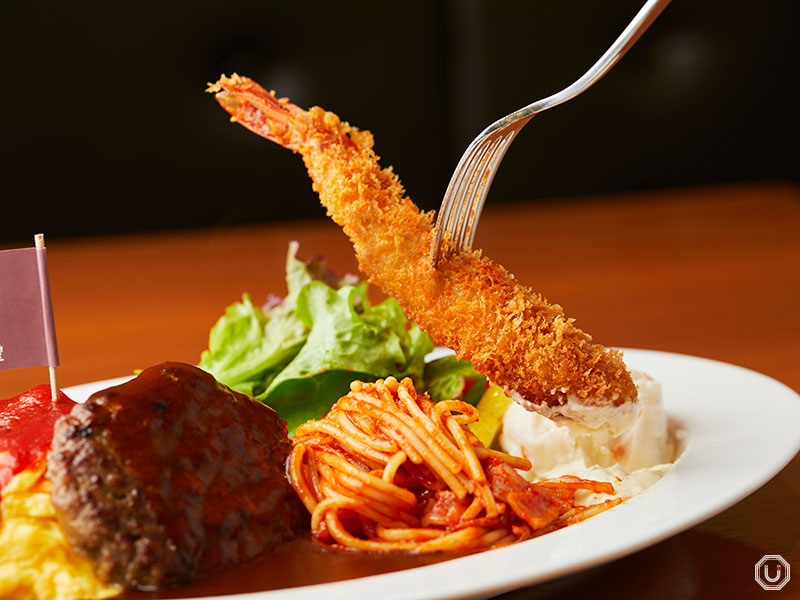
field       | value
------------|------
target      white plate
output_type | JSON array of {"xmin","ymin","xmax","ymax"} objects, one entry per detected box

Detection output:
[{"xmin": 63, "ymin": 349, "xmax": 800, "ymax": 600}]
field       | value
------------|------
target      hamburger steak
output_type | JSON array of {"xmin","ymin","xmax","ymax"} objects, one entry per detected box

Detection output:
[{"xmin": 47, "ymin": 362, "xmax": 305, "ymax": 590}]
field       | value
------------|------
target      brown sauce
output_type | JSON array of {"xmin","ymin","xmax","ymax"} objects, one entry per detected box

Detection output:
[{"xmin": 120, "ymin": 537, "xmax": 463, "ymax": 598}]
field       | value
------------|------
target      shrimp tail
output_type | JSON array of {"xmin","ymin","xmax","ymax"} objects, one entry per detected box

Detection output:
[{"xmin": 207, "ymin": 73, "xmax": 306, "ymax": 150}]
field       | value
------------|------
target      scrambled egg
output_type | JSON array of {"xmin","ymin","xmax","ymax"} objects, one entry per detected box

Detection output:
[{"xmin": 0, "ymin": 462, "xmax": 120, "ymax": 600}]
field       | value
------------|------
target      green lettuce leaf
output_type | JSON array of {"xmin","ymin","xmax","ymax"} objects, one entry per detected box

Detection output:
[
  {"xmin": 200, "ymin": 242, "xmax": 484, "ymax": 436},
  {"xmin": 199, "ymin": 293, "xmax": 306, "ymax": 395},
  {"xmin": 423, "ymin": 355, "xmax": 487, "ymax": 405},
  {"xmin": 264, "ymin": 370, "xmax": 374, "ymax": 436},
  {"xmin": 259, "ymin": 281, "xmax": 433, "ymax": 433},
  {"xmin": 267, "ymin": 283, "xmax": 409, "ymax": 388}
]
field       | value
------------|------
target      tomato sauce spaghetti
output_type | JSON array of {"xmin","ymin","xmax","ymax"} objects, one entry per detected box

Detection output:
[{"xmin": 288, "ymin": 377, "xmax": 623, "ymax": 553}]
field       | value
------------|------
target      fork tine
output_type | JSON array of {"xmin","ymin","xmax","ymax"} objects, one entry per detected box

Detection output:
[
  {"xmin": 463, "ymin": 132, "xmax": 517, "ymax": 250},
  {"xmin": 431, "ymin": 129, "xmax": 519, "ymax": 266},
  {"xmin": 444, "ymin": 143, "xmax": 483, "ymax": 236},
  {"xmin": 434, "ymin": 144, "xmax": 476, "ymax": 245},
  {"xmin": 452, "ymin": 138, "xmax": 498, "ymax": 251},
  {"xmin": 432, "ymin": 130, "xmax": 518, "ymax": 267},
  {"xmin": 431, "ymin": 139, "xmax": 486, "ymax": 265}
]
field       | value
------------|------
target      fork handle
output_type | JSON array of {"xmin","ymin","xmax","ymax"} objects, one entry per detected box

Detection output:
[{"xmin": 487, "ymin": 0, "xmax": 672, "ymax": 135}]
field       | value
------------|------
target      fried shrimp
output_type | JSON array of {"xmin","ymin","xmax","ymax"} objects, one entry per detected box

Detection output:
[{"xmin": 208, "ymin": 74, "xmax": 638, "ymax": 432}]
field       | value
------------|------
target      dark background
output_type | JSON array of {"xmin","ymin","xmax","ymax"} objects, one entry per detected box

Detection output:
[{"xmin": 2, "ymin": 0, "xmax": 797, "ymax": 244}]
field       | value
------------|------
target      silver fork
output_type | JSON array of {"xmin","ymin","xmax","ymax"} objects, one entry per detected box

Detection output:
[{"xmin": 430, "ymin": 0, "xmax": 671, "ymax": 267}]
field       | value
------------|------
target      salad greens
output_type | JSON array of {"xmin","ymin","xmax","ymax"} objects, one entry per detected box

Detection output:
[{"xmin": 200, "ymin": 242, "xmax": 485, "ymax": 434}]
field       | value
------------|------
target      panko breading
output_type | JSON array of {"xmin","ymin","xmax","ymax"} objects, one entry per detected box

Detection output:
[
  {"xmin": 0, "ymin": 462, "xmax": 120, "ymax": 600},
  {"xmin": 208, "ymin": 74, "xmax": 638, "ymax": 431}
]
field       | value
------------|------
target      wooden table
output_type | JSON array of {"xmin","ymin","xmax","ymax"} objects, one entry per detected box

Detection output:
[{"xmin": 2, "ymin": 182, "xmax": 799, "ymax": 598}]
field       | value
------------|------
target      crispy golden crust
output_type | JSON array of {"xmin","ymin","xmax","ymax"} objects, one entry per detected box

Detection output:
[{"xmin": 210, "ymin": 74, "xmax": 637, "ymax": 415}]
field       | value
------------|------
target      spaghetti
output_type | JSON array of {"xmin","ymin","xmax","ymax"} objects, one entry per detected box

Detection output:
[{"xmin": 288, "ymin": 377, "xmax": 623, "ymax": 553}]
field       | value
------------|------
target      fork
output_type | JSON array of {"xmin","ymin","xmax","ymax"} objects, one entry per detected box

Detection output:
[{"xmin": 430, "ymin": 0, "xmax": 671, "ymax": 267}]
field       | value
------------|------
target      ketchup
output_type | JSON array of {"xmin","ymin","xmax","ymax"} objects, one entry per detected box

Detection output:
[{"xmin": 0, "ymin": 385, "xmax": 75, "ymax": 490}]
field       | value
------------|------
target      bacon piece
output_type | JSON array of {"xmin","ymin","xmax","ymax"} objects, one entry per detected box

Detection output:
[
  {"xmin": 484, "ymin": 458, "xmax": 570, "ymax": 530},
  {"xmin": 421, "ymin": 490, "xmax": 470, "ymax": 527},
  {"xmin": 534, "ymin": 475, "xmax": 615, "ymax": 498},
  {"xmin": 505, "ymin": 490, "xmax": 565, "ymax": 530}
]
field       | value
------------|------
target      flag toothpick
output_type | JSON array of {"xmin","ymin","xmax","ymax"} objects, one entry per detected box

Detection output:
[
  {"xmin": 34, "ymin": 234, "xmax": 59, "ymax": 402},
  {"xmin": 0, "ymin": 233, "xmax": 60, "ymax": 402}
]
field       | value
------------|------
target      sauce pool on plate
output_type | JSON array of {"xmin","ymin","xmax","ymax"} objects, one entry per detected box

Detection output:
[{"xmin": 120, "ymin": 537, "xmax": 462, "ymax": 598}]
